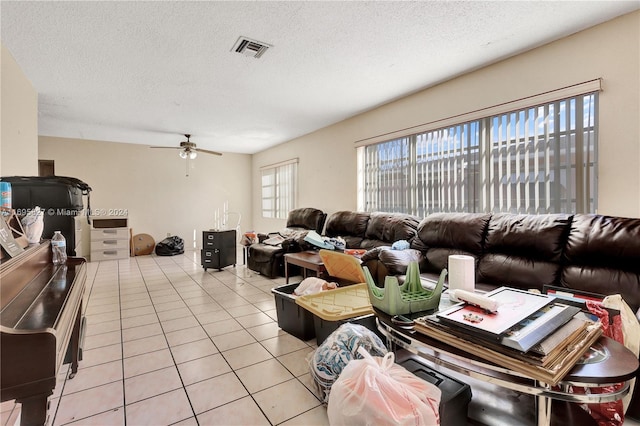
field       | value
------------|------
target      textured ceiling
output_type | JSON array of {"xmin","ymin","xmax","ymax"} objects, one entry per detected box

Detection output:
[{"xmin": 1, "ymin": 1, "xmax": 638, "ymax": 154}]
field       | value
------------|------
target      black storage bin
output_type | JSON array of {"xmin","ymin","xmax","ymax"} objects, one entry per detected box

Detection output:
[
  {"xmin": 2, "ymin": 176, "xmax": 86, "ymax": 210},
  {"xmin": 1, "ymin": 176, "xmax": 91, "ymax": 256},
  {"xmin": 395, "ymin": 350, "xmax": 472, "ymax": 426},
  {"xmin": 271, "ymin": 283, "xmax": 316, "ymax": 340},
  {"xmin": 313, "ymin": 313, "xmax": 382, "ymax": 346}
]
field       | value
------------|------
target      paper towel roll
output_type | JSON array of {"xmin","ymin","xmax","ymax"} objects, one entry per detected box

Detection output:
[{"xmin": 448, "ymin": 255, "xmax": 475, "ymax": 296}]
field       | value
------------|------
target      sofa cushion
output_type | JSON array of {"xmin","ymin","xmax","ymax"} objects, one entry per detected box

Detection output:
[
  {"xmin": 412, "ymin": 212, "xmax": 491, "ymax": 253},
  {"xmin": 324, "ymin": 211, "xmax": 370, "ymax": 248},
  {"xmin": 484, "ymin": 213, "xmax": 570, "ymax": 261},
  {"xmin": 477, "ymin": 213, "xmax": 572, "ymax": 291},
  {"xmin": 413, "ymin": 212, "xmax": 491, "ymax": 273},
  {"xmin": 361, "ymin": 212, "xmax": 420, "ymax": 249},
  {"xmin": 248, "ymin": 243, "xmax": 284, "ymax": 262},
  {"xmin": 286, "ymin": 207, "xmax": 327, "ymax": 234},
  {"xmin": 561, "ymin": 214, "xmax": 640, "ymax": 312}
]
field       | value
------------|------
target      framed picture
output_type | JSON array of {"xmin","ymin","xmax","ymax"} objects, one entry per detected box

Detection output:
[
  {"xmin": 436, "ymin": 287, "xmax": 555, "ymax": 337},
  {"xmin": 543, "ymin": 285, "xmax": 605, "ymax": 304},
  {"xmin": 500, "ymin": 303, "xmax": 580, "ymax": 352}
]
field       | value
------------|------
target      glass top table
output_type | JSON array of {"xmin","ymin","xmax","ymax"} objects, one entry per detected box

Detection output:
[{"xmin": 374, "ymin": 292, "xmax": 639, "ymax": 426}]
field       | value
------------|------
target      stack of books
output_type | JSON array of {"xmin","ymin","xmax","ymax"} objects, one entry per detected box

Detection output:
[{"xmin": 413, "ymin": 287, "xmax": 603, "ymax": 385}]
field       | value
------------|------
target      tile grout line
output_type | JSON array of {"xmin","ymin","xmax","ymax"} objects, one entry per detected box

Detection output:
[
  {"xmin": 162, "ymin": 253, "xmax": 275, "ymax": 425},
  {"xmin": 171, "ymin": 252, "xmax": 323, "ymax": 425},
  {"xmin": 50, "ymin": 250, "xmax": 325, "ymax": 426}
]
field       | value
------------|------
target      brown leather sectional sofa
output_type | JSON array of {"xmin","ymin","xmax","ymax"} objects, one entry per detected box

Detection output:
[
  {"xmin": 344, "ymin": 210, "xmax": 640, "ymax": 421},
  {"xmin": 246, "ymin": 209, "xmax": 420, "ymax": 278},
  {"xmin": 359, "ymin": 212, "xmax": 640, "ymax": 313},
  {"xmin": 246, "ymin": 207, "xmax": 326, "ymax": 278},
  {"xmin": 323, "ymin": 211, "xmax": 421, "ymax": 250}
]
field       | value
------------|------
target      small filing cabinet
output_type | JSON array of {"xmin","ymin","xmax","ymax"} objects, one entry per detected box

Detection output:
[
  {"xmin": 202, "ymin": 230, "xmax": 236, "ymax": 271},
  {"xmin": 90, "ymin": 216, "xmax": 129, "ymax": 261}
]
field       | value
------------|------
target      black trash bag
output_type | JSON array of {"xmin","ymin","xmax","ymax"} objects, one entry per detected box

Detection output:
[{"xmin": 155, "ymin": 236, "xmax": 185, "ymax": 256}]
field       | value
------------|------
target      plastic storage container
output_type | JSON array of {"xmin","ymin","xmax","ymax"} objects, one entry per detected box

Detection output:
[
  {"xmin": 1, "ymin": 176, "xmax": 91, "ymax": 256},
  {"xmin": 1, "ymin": 181, "xmax": 11, "ymax": 215},
  {"xmin": 271, "ymin": 283, "xmax": 316, "ymax": 340},
  {"xmin": 395, "ymin": 349, "xmax": 472, "ymax": 426},
  {"xmin": 295, "ymin": 283, "xmax": 379, "ymax": 345},
  {"xmin": 52, "ymin": 231, "xmax": 68, "ymax": 265}
]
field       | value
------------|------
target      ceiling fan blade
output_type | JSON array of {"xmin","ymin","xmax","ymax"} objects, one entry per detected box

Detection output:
[
  {"xmin": 196, "ymin": 148, "xmax": 223, "ymax": 156},
  {"xmin": 149, "ymin": 146, "xmax": 181, "ymax": 149}
]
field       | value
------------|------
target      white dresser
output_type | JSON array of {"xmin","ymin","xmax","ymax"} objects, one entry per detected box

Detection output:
[
  {"xmin": 74, "ymin": 216, "xmax": 85, "ymax": 257},
  {"xmin": 90, "ymin": 216, "xmax": 129, "ymax": 261}
]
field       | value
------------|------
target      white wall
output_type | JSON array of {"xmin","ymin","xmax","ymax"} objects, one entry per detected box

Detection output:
[
  {"xmin": 252, "ymin": 11, "xmax": 640, "ymax": 231},
  {"xmin": 39, "ymin": 136, "xmax": 252, "ymax": 250},
  {"xmin": 1, "ymin": 44, "xmax": 38, "ymax": 176}
]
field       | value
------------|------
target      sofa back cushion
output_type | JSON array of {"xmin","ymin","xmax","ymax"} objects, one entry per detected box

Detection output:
[
  {"xmin": 286, "ymin": 207, "xmax": 327, "ymax": 233},
  {"xmin": 561, "ymin": 214, "xmax": 640, "ymax": 312},
  {"xmin": 413, "ymin": 213, "xmax": 491, "ymax": 273},
  {"xmin": 361, "ymin": 212, "xmax": 420, "ymax": 249},
  {"xmin": 324, "ymin": 211, "xmax": 371, "ymax": 248},
  {"xmin": 477, "ymin": 213, "xmax": 572, "ymax": 291}
]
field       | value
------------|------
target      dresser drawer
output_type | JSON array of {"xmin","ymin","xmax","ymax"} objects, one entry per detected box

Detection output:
[
  {"xmin": 91, "ymin": 248, "xmax": 129, "ymax": 261},
  {"xmin": 91, "ymin": 228, "xmax": 129, "ymax": 240},
  {"xmin": 92, "ymin": 238, "xmax": 129, "ymax": 250}
]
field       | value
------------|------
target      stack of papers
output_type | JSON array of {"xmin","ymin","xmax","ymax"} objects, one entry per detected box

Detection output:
[{"xmin": 413, "ymin": 313, "xmax": 601, "ymax": 385}]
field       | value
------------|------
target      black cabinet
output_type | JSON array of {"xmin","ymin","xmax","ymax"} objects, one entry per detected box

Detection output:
[
  {"xmin": 1, "ymin": 176, "xmax": 90, "ymax": 256},
  {"xmin": 201, "ymin": 230, "xmax": 236, "ymax": 271}
]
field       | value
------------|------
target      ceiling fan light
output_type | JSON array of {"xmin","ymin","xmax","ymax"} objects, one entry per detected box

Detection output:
[
  {"xmin": 189, "ymin": 151, "xmax": 197, "ymax": 160},
  {"xmin": 179, "ymin": 150, "xmax": 188, "ymax": 159}
]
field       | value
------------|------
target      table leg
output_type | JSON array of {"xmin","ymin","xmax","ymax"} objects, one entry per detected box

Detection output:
[
  {"xmin": 536, "ymin": 393, "xmax": 552, "ymax": 426},
  {"xmin": 317, "ymin": 266, "xmax": 327, "ymax": 280},
  {"xmin": 285, "ymin": 259, "xmax": 290, "ymax": 284}
]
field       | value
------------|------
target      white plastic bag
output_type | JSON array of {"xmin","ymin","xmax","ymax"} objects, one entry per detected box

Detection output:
[
  {"xmin": 20, "ymin": 206, "xmax": 44, "ymax": 244},
  {"xmin": 293, "ymin": 277, "xmax": 337, "ymax": 296},
  {"xmin": 328, "ymin": 347, "xmax": 441, "ymax": 426},
  {"xmin": 309, "ymin": 323, "xmax": 387, "ymax": 404}
]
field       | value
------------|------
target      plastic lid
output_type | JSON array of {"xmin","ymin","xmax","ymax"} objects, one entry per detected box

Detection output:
[
  {"xmin": 318, "ymin": 249, "xmax": 365, "ymax": 283},
  {"xmin": 295, "ymin": 283, "xmax": 373, "ymax": 321}
]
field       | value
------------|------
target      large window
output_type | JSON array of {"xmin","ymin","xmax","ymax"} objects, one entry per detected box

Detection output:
[
  {"xmin": 261, "ymin": 159, "xmax": 298, "ymax": 219},
  {"xmin": 359, "ymin": 89, "xmax": 598, "ymax": 215}
]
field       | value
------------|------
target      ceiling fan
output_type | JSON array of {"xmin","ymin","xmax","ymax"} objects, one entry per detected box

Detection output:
[
  {"xmin": 150, "ymin": 134, "xmax": 222, "ymax": 159},
  {"xmin": 150, "ymin": 134, "xmax": 222, "ymax": 176}
]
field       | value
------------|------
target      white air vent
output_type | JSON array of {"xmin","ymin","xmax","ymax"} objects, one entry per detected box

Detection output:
[{"xmin": 231, "ymin": 37, "xmax": 272, "ymax": 59}]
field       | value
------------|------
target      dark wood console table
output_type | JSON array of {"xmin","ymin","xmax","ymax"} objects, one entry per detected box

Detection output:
[{"xmin": 1, "ymin": 242, "xmax": 87, "ymax": 425}]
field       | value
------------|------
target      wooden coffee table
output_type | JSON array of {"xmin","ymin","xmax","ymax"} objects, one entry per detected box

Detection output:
[{"xmin": 284, "ymin": 251, "xmax": 327, "ymax": 283}]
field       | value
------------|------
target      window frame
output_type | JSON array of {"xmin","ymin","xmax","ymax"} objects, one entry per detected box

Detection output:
[
  {"xmin": 260, "ymin": 158, "xmax": 298, "ymax": 219},
  {"xmin": 357, "ymin": 81, "xmax": 600, "ymax": 215}
]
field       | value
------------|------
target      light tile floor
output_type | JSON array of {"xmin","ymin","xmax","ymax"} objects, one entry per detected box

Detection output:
[
  {"xmin": 0, "ymin": 249, "xmax": 329, "ymax": 426},
  {"xmin": 2, "ymin": 248, "xmax": 639, "ymax": 426}
]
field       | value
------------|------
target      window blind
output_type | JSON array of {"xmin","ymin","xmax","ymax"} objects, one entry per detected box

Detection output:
[
  {"xmin": 261, "ymin": 159, "xmax": 298, "ymax": 219},
  {"xmin": 359, "ymin": 92, "xmax": 598, "ymax": 215}
]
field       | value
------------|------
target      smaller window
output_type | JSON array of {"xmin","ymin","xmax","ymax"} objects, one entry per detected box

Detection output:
[{"xmin": 261, "ymin": 159, "xmax": 298, "ymax": 219}]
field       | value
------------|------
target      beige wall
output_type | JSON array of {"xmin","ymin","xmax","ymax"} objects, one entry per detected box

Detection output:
[
  {"xmin": 39, "ymin": 136, "xmax": 252, "ymax": 251},
  {"xmin": 252, "ymin": 11, "xmax": 640, "ymax": 232},
  {"xmin": 1, "ymin": 44, "xmax": 38, "ymax": 176}
]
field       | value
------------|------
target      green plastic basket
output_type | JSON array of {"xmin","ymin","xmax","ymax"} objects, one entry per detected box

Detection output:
[{"xmin": 365, "ymin": 262, "xmax": 446, "ymax": 316}]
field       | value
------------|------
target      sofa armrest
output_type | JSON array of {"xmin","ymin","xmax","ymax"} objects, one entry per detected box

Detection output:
[{"xmin": 362, "ymin": 247, "xmax": 423, "ymax": 275}]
